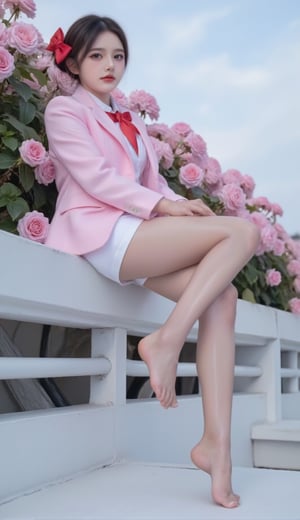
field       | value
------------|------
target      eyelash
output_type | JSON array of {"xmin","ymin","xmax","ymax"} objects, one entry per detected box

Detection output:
[{"xmin": 89, "ymin": 53, "xmax": 124, "ymax": 61}]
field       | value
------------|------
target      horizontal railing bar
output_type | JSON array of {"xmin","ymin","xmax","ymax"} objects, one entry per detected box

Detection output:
[
  {"xmin": 126, "ymin": 360, "xmax": 262, "ymax": 378},
  {"xmin": 0, "ymin": 357, "xmax": 111, "ymax": 380},
  {"xmin": 281, "ymin": 368, "xmax": 300, "ymax": 378},
  {"xmin": 281, "ymin": 345, "xmax": 300, "ymax": 353}
]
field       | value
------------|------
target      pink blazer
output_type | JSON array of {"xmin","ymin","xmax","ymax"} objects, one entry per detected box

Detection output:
[{"xmin": 44, "ymin": 85, "xmax": 182, "ymax": 255}]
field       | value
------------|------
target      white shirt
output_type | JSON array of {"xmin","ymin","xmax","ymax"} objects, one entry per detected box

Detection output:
[{"xmin": 88, "ymin": 92, "xmax": 147, "ymax": 182}]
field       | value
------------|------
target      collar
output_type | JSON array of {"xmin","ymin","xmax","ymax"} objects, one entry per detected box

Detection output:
[{"xmin": 87, "ymin": 91, "xmax": 117, "ymax": 113}]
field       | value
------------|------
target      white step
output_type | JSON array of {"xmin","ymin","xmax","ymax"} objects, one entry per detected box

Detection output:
[
  {"xmin": 1, "ymin": 461, "xmax": 300, "ymax": 519},
  {"xmin": 252, "ymin": 420, "xmax": 300, "ymax": 470}
]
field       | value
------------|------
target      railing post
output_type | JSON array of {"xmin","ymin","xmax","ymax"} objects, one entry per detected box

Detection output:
[
  {"xmin": 247, "ymin": 338, "xmax": 282, "ymax": 422},
  {"xmin": 90, "ymin": 328, "xmax": 127, "ymax": 405}
]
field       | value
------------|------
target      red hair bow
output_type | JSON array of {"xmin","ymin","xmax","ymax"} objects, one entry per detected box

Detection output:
[{"xmin": 46, "ymin": 28, "xmax": 72, "ymax": 64}]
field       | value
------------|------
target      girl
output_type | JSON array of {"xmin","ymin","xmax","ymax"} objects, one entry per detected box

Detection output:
[{"xmin": 45, "ymin": 15, "xmax": 260, "ymax": 509}]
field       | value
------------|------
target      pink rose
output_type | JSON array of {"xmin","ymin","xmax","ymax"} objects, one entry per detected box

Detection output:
[
  {"xmin": 265, "ymin": 269, "xmax": 282, "ymax": 287},
  {"xmin": 8, "ymin": 22, "xmax": 43, "ymax": 55},
  {"xmin": 287, "ymin": 260, "xmax": 300, "ymax": 277},
  {"xmin": 248, "ymin": 196, "xmax": 272, "ymax": 212},
  {"xmin": 289, "ymin": 297, "xmax": 300, "ymax": 315},
  {"xmin": 293, "ymin": 277, "xmax": 300, "ymax": 294},
  {"xmin": 220, "ymin": 183, "xmax": 246, "ymax": 212},
  {"xmin": 47, "ymin": 63, "xmax": 78, "ymax": 95},
  {"xmin": 34, "ymin": 157, "xmax": 55, "ymax": 185},
  {"xmin": 260, "ymin": 224, "xmax": 277, "ymax": 253},
  {"xmin": 149, "ymin": 137, "xmax": 173, "ymax": 169},
  {"xmin": 158, "ymin": 141, "xmax": 174, "ymax": 169},
  {"xmin": 146, "ymin": 123, "xmax": 176, "ymax": 146},
  {"xmin": 0, "ymin": 5, "xmax": 5, "ymax": 18},
  {"xmin": 171, "ymin": 122, "xmax": 192, "ymax": 137},
  {"xmin": 274, "ymin": 222, "xmax": 289, "ymax": 240},
  {"xmin": 270, "ymin": 203, "xmax": 283, "ymax": 217},
  {"xmin": 179, "ymin": 163, "xmax": 204, "ymax": 188},
  {"xmin": 29, "ymin": 52, "xmax": 53, "ymax": 70},
  {"xmin": 249, "ymin": 211, "xmax": 269, "ymax": 229},
  {"xmin": 0, "ymin": 23, "xmax": 8, "ymax": 47},
  {"xmin": 179, "ymin": 151, "xmax": 193, "ymax": 164},
  {"xmin": 222, "ymin": 169, "xmax": 243, "ymax": 185},
  {"xmin": 4, "ymin": 0, "xmax": 36, "ymax": 18},
  {"xmin": 203, "ymin": 156, "xmax": 222, "ymax": 185},
  {"xmin": 128, "ymin": 89, "xmax": 160, "ymax": 120},
  {"xmin": 273, "ymin": 239, "xmax": 285, "ymax": 256},
  {"xmin": 0, "ymin": 46, "xmax": 15, "ymax": 81},
  {"xmin": 112, "ymin": 88, "xmax": 129, "ymax": 108},
  {"xmin": 285, "ymin": 238, "xmax": 300, "ymax": 258},
  {"xmin": 184, "ymin": 132, "xmax": 207, "ymax": 158},
  {"xmin": 240, "ymin": 174, "xmax": 255, "ymax": 198},
  {"xmin": 19, "ymin": 138, "xmax": 47, "ymax": 166},
  {"xmin": 17, "ymin": 210, "xmax": 49, "ymax": 243}
]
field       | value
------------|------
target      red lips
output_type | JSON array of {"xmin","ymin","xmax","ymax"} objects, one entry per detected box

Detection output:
[{"xmin": 102, "ymin": 75, "xmax": 115, "ymax": 81}]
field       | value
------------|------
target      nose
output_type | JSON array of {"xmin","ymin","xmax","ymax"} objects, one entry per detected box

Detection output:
[{"xmin": 105, "ymin": 56, "xmax": 114, "ymax": 70}]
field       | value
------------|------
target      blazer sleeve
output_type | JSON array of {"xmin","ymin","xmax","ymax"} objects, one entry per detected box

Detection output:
[{"xmin": 45, "ymin": 97, "xmax": 164, "ymax": 220}]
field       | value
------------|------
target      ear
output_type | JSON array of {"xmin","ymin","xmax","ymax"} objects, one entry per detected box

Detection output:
[{"xmin": 65, "ymin": 57, "xmax": 79, "ymax": 75}]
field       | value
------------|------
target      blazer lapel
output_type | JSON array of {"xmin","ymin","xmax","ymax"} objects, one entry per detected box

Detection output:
[{"xmin": 72, "ymin": 85, "xmax": 134, "ymax": 161}]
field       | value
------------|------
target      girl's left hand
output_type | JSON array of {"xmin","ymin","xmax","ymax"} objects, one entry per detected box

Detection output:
[{"xmin": 154, "ymin": 198, "xmax": 215, "ymax": 217}]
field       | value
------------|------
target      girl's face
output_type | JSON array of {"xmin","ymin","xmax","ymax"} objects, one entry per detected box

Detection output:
[{"xmin": 68, "ymin": 31, "xmax": 126, "ymax": 105}]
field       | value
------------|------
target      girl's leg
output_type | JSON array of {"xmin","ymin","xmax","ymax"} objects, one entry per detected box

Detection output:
[
  {"xmin": 120, "ymin": 215, "xmax": 260, "ymax": 408},
  {"xmin": 191, "ymin": 285, "xmax": 239, "ymax": 508},
  {"xmin": 136, "ymin": 264, "xmax": 239, "ymax": 508}
]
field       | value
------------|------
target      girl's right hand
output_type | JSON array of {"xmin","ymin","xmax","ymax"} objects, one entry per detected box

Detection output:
[{"xmin": 154, "ymin": 198, "xmax": 214, "ymax": 217}]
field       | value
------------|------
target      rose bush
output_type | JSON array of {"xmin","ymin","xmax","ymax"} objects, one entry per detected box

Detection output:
[{"xmin": 1, "ymin": 0, "xmax": 300, "ymax": 313}]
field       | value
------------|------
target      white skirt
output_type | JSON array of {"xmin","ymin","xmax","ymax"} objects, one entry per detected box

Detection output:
[{"xmin": 83, "ymin": 214, "xmax": 146, "ymax": 286}]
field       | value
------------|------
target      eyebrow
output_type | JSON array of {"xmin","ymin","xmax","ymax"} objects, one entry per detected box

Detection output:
[{"xmin": 89, "ymin": 47, "xmax": 125, "ymax": 53}]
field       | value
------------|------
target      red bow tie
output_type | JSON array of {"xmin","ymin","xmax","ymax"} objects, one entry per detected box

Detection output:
[{"xmin": 106, "ymin": 111, "xmax": 140, "ymax": 154}]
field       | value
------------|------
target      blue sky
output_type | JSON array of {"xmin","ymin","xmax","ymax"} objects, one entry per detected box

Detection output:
[{"xmin": 33, "ymin": 0, "xmax": 300, "ymax": 235}]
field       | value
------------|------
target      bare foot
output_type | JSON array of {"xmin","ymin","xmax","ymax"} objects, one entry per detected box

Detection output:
[
  {"xmin": 191, "ymin": 439, "xmax": 240, "ymax": 508},
  {"xmin": 138, "ymin": 331, "xmax": 179, "ymax": 409}
]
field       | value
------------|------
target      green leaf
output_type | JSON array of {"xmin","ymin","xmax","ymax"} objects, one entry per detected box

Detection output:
[
  {"xmin": 0, "ymin": 182, "xmax": 22, "ymax": 207},
  {"xmin": 27, "ymin": 67, "xmax": 48, "ymax": 86},
  {"xmin": 0, "ymin": 216, "xmax": 17, "ymax": 233},
  {"xmin": 243, "ymin": 262, "xmax": 259, "ymax": 285},
  {"xmin": 0, "ymin": 124, "xmax": 7, "ymax": 134},
  {"xmin": 19, "ymin": 99, "xmax": 36, "ymax": 125},
  {"xmin": 2, "ymin": 136, "xmax": 19, "ymax": 151},
  {"xmin": 32, "ymin": 182, "xmax": 47, "ymax": 209},
  {"xmin": 0, "ymin": 152, "xmax": 17, "ymax": 169},
  {"xmin": 8, "ymin": 76, "xmax": 32, "ymax": 102},
  {"xmin": 162, "ymin": 167, "xmax": 178, "ymax": 179},
  {"xmin": 3, "ymin": 114, "xmax": 40, "ymax": 140},
  {"xmin": 166, "ymin": 180, "xmax": 187, "ymax": 196},
  {"xmin": 19, "ymin": 163, "xmax": 35, "ymax": 192},
  {"xmin": 260, "ymin": 292, "xmax": 272, "ymax": 306},
  {"xmin": 241, "ymin": 288, "xmax": 256, "ymax": 303},
  {"xmin": 7, "ymin": 197, "xmax": 29, "ymax": 220}
]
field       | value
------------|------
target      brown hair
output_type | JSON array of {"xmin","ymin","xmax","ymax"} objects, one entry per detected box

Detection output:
[{"xmin": 57, "ymin": 15, "xmax": 129, "ymax": 75}]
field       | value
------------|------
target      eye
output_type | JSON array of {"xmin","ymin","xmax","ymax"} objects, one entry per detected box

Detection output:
[
  {"xmin": 114, "ymin": 53, "xmax": 125, "ymax": 61},
  {"xmin": 90, "ymin": 52, "xmax": 102, "ymax": 60}
]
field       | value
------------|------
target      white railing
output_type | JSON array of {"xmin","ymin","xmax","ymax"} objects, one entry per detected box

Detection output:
[
  {"xmin": 0, "ymin": 228, "xmax": 299, "ymax": 413},
  {"xmin": 0, "ymin": 356, "xmax": 111, "ymax": 380},
  {"xmin": 0, "ymin": 229, "xmax": 300, "ymax": 503}
]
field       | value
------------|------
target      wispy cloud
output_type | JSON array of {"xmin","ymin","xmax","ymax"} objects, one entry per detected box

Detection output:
[{"xmin": 161, "ymin": 6, "xmax": 233, "ymax": 50}]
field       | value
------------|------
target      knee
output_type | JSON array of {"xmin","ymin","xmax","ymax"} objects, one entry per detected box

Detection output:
[
  {"xmin": 222, "ymin": 284, "xmax": 238, "ymax": 308},
  {"xmin": 236, "ymin": 219, "xmax": 260, "ymax": 254},
  {"xmin": 214, "ymin": 284, "xmax": 238, "ymax": 322}
]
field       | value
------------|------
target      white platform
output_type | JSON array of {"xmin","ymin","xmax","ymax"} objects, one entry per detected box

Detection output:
[
  {"xmin": 1, "ymin": 462, "xmax": 300, "ymax": 520},
  {"xmin": 252, "ymin": 420, "xmax": 300, "ymax": 470}
]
